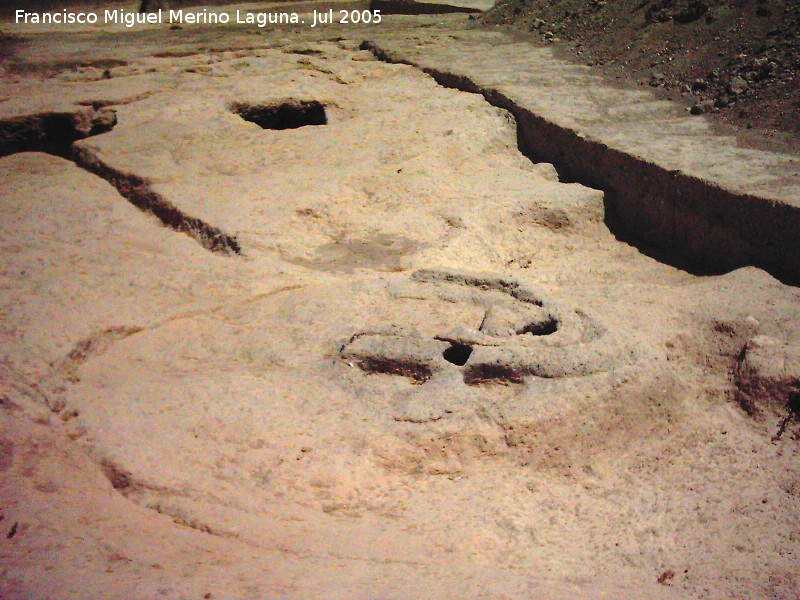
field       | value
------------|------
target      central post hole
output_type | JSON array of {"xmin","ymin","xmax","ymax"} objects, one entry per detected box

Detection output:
[{"xmin": 443, "ymin": 342, "xmax": 473, "ymax": 366}]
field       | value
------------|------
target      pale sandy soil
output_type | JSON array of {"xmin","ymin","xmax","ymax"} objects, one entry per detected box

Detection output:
[{"xmin": 1, "ymin": 5, "xmax": 799, "ymax": 599}]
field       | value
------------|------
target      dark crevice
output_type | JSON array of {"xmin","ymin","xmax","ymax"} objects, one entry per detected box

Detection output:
[
  {"xmin": 361, "ymin": 41, "xmax": 800, "ymax": 286},
  {"xmin": 443, "ymin": 342, "xmax": 473, "ymax": 366},
  {"xmin": 231, "ymin": 100, "xmax": 327, "ymax": 130},
  {"xmin": 355, "ymin": 356, "xmax": 433, "ymax": 383},
  {"xmin": 0, "ymin": 109, "xmax": 116, "ymax": 158},
  {"xmin": 463, "ymin": 363, "xmax": 524, "ymax": 385}
]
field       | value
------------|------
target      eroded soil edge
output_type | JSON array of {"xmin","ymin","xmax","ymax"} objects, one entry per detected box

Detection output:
[{"xmin": 361, "ymin": 40, "xmax": 800, "ymax": 285}]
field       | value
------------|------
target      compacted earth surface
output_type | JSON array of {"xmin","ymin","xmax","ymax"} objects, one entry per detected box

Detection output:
[
  {"xmin": 482, "ymin": 0, "xmax": 800, "ymax": 151},
  {"xmin": 0, "ymin": 2, "xmax": 799, "ymax": 599}
]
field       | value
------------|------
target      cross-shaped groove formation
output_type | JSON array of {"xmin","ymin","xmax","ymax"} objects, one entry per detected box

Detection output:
[{"xmin": 341, "ymin": 268, "xmax": 637, "ymax": 386}]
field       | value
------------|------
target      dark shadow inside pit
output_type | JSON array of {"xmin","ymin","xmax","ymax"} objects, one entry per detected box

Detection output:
[
  {"xmin": 443, "ymin": 342, "xmax": 473, "ymax": 366},
  {"xmin": 463, "ymin": 363, "xmax": 524, "ymax": 385},
  {"xmin": 355, "ymin": 356, "xmax": 433, "ymax": 383},
  {"xmin": 0, "ymin": 111, "xmax": 116, "ymax": 159},
  {"xmin": 231, "ymin": 101, "xmax": 327, "ymax": 130},
  {"xmin": 516, "ymin": 318, "xmax": 558, "ymax": 336}
]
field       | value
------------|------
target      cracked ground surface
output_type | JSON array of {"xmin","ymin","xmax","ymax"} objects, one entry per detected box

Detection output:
[{"xmin": 1, "ymin": 6, "xmax": 799, "ymax": 599}]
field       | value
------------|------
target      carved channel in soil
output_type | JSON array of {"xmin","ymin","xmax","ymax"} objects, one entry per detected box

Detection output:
[
  {"xmin": 356, "ymin": 354, "xmax": 434, "ymax": 383},
  {"xmin": 338, "ymin": 269, "xmax": 626, "ymax": 387},
  {"xmin": 361, "ymin": 41, "xmax": 800, "ymax": 285},
  {"xmin": 462, "ymin": 363, "xmax": 524, "ymax": 385},
  {"xmin": 72, "ymin": 145, "xmax": 241, "ymax": 255},
  {"xmin": 0, "ymin": 109, "xmax": 241, "ymax": 255}
]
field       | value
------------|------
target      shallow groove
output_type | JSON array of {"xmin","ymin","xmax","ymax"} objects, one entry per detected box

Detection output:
[
  {"xmin": 1, "ymin": 58, "xmax": 127, "ymax": 77},
  {"xmin": 516, "ymin": 318, "xmax": 558, "ymax": 336},
  {"xmin": 361, "ymin": 40, "xmax": 800, "ymax": 285},
  {"xmin": 411, "ymin": 268, "xmax": 545, "ymax": 305},
  {"xmin": 56, "ymin": 326, "xmax": 144, "ymax": 384},
  {"xmin": 355, "ymin": 355, "xmax": 433, "ymax": 383},
  {"xmin": 463, "ymin": 363, "xmax": 524, "ymax": 385},
  {"xmin": 100, "ymin": 457, "xmax": 221, "ymax": 535}
]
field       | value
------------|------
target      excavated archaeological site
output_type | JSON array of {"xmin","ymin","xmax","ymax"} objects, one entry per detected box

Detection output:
[{"xmin": 1, "ymin": 2, "xmax": 799, "ymax": 598}]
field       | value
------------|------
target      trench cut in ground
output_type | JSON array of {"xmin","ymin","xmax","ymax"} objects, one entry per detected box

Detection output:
[
  {"xmin": 0, "ymin": 109, "xmax": 241, "ymax": 256},
  {"xmin": 0, "ymin": 109, "xmax": 116, "ymax": 158},
  {"xmin": 73, "ymin": 146, "xmax": 242, "ymax": 255},
  {"xmin": 230, "ymin": 100, "xmax": 327, "ymax": 130},
  {"xmin": 360, "ymin": 40, "xmax": 800, "ymax": 286}
]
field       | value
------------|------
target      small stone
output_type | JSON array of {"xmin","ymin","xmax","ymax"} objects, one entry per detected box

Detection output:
[
  {"xmin": 728, "ymin": 76, "xmax": 748, "ymax": 95},
  {"xmin": 65, "ymin": 421, "xmax": 87, "ymax": 440},
  {"xmin": 689, "ymin": 99, "xmax": 715, "ymax": 115},
  {"xmin": 530, "ymin": 18, "xmax": 546, "ymax": 31}
]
